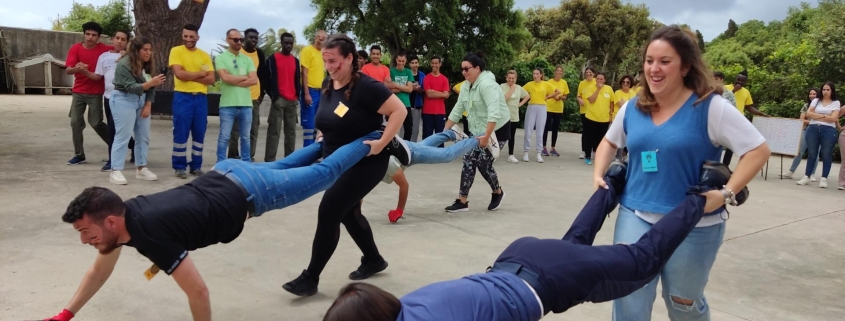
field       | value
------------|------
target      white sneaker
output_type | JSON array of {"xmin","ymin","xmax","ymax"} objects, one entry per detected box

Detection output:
[
  {"xmin": 486, "ymin": 131, "xmax": 500, "ymax": 159},
  {"xmin": 810, "ymin": 175, "xmax": 817, "ymax": 182},
  {"xmin": 110, "ymin": 171, "xmax": 127, "ymax": 185},
  {"xmin": 523, "ymin": 153, "xmax": 530, "ymax": 162},
  {"xmin": 136, "ymin": 168, "xmax": 158, "ymax": 181},
  {"xmin": 819, "ymin": 178, "xmax": 828, "ymax": 188},
  {"xmin": 579, "ymin": 151, "xmax": 585, "ymax": 159},
  {"xmin": 536, "ymin": 153, "xmax": 544, "ymax": 163},
  {"xmin": 796, "ymin": 176, "xmax": 810, "ymax": 185},
  {"xmin": 779, "ymin": 171, "xmax": 794, "ymax": 179},
  {"xmin": 450, "ymin": 124, "xmax": 468, "ymax": 141},
  {"xmin": 508, "ymin": 155, "xmax": 519, "ymax": 163},
  {"xmin": 838, "ymin": 185, "xmax": 844, "ymax": 190}
]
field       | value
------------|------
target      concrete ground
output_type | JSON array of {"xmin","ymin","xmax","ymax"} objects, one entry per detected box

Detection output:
[{"xmin": 1, "ymin": 95, "xmax": 843, "ymax": 321}]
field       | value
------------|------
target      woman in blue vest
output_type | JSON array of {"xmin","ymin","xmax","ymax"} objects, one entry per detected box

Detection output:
[{"xmin": 592, "ymin": 25, "xmax": 771, "ymax": 321}]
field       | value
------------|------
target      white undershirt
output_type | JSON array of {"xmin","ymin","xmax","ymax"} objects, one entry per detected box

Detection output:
[{"xmin": 606, "ymin": 94, "xmax": 766, "ymax": 227}]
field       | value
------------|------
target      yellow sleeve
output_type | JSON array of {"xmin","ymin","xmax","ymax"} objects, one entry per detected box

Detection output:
[
  {"xmin": 577, "ymin": 82, "xmax": 585, "ymax": 98},
  {"xmin": 745, "ymin": 91, "xmax": 753, "ymax": 105},
  {"xmin": 300, "ymin": 47, "xmax": 312, "ymax": 69},
  {"xmin": 168, "ymin": 47, "xmax": 181, "ymax": 67},
  {"xmin": 561, "ymin": 80, "xmax": 570, "ymax": 95},
  {"xmin": 203, "ymin": 51, "xmax": 214, "ymax": 71},
  {"xmin": 545, "ymin": 82, "xmax": 556, "ymax": 94}
]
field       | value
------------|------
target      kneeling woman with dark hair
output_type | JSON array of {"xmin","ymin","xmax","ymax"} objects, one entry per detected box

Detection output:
[{"xmin": 322, "ymin": 162, "xmax": 751, "ymax": 321}]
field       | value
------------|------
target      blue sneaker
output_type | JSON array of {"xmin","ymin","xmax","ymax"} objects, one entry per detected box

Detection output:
[
  {"xmin": 67, "ymin": 156, "xmax": 86, "ymax": 165},
  {"xmin": 101, "ymin": 161, "xmax": 112, "ymax": 172},
  {"xmin": 585, "ymin": 159, "xmax": 593, "ymax": 165}
]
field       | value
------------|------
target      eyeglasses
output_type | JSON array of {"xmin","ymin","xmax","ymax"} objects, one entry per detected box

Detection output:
[{"xmin": 228, "ymin": 37, "xmax": 244, "ymax": 43}]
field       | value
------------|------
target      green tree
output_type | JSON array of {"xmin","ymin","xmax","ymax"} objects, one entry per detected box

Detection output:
[
  {"xmin": 724, "ymin": 19, "xmax": 739, "ymax": 38},
  {"xmin": 258, "ymin": 28, "xmax": 305, "ymax": 57},
  {"xmin": 522, "ymin": 0, "xmax": 654, "ymax": 81},
  {"xmin": 304, "ymin": 0, "xmax": 530, "ymax": 80},
  {"xmin": 50, "ymin": 0, "xmax": 133, "ymax": 37},
  {"xmin": 695, "ymin": 29, "xmax": 706, "ymax": 53}
]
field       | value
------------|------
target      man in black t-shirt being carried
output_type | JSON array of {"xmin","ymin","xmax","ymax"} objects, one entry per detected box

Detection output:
[{"xmin": 43, "ymin": 131, "xmax": 412, "ymax": 321}]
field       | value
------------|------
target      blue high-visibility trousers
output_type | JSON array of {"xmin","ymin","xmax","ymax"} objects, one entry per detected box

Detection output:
[{"xmin": 172, "ymin": 92, "xmax": 208, "ymax": 171}]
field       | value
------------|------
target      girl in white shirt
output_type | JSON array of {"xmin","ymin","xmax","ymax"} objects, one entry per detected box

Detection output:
[{"xmin": 798, "ymin": 82, "xmax": 840, "ymax": 188}]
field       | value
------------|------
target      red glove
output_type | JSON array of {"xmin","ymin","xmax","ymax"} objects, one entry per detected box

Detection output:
[
  {"xmin": 388, "ymin": 208, "xmax": 404, "ymax": 223},
  {"xmin": 45, "ymin": 309, "xmax": 74, "ymax": 321}
]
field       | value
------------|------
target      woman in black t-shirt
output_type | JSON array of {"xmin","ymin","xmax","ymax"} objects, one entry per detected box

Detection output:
[{"xmin": 282, "ymin": 34, "xmax": 409, "ymax": 296}]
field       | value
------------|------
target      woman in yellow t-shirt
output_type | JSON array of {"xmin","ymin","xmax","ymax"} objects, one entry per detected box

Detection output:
[
  {"xmin": 577, "ymin": 67, "xmax": 597, "ymax": 159},
  {"xmin": 613, "ymin": 75, "xmax": 636, "ymax": 121},
  {"xmin": 583, "ymin": 72, "xmax": 615, "ymax": 165},
  {"xmin": 543, "ymin": 65, "xmax": 570, "ymax": 157},
  {"xmin": 522, "ymin": 68, "xmax": 559, "ymax": 163}
]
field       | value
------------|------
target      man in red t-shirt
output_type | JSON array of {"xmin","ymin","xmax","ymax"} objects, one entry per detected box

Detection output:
[
  {"xmin": 360, "ymin": 45, "xmax": 390, "ymax": 83},
  {"xmin": 65, "ymin": 21, "xmax": 113, "ymax": 165},
  {"xmin": 421, "ymin": 56, "xmax": 450, "ymax": 139},
  {"xmin": 262, "ymin": 32, "xmax": 303, "ymax": 161}
]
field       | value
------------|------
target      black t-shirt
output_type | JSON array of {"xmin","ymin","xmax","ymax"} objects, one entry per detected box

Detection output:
[
  {"xmin": 123, "ymin": 171, "xmax": 249, "ymax": 275},
  {"xmin": 410, "ymin": 72, "xmax": 422, "ymax": 108},
  {"xmin": 315, "ymin": 74, "xmax": 394, "ymax": 156}
]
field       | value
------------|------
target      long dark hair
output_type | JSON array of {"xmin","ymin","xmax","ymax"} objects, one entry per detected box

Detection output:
[
  {"xmin": 321, "ymin": 33, "xmax": 360, "ymax": 100},
  {"xmin": 636, "ymin": 25, "xmax": 721, "ymax": 112},
  {"xmin": 127, "ymin": 37, "xmax": 154, "ymax": 77},
  {"xmin": 821, "ymin": 81, "xmax": 838, "ymax": 101},
  {"xmin": 323, "ymin": 282, "xmax": 400, "ymax": 321},
  {"xmin": 806, "ymin": 88, "xmax": 819, "ymax": 105}
]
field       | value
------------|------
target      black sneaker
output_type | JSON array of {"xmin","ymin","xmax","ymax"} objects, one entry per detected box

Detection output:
[
  {"xmin": 67, "ymin": 156, "xmax": 86, "ymax": 165},
  {"xmin": 488, "ymin": 190, "xmax": 505, "ymax": 211},
  {"xmin": 383, "ymin": 134, "xmax": 412, "ymax": 166},
  {"xmin": 175, "ymin": 169, "xmax": 188, "ymax": 179},
  {"xmin": 282, "ymin": 270, "xmax": 319, "ymax": 297},
  {"xmin": 349, "ymin": 256, "xmax": 388, "ymax": 280},
  {"xmin": 130, "ymin": 152, "xmax": 135, "ymax": 163},
  {"xmin": 101, "ymin": 161, "xmax": 112, "ymax": 172},
  {"xmin": 190, "ymin": 169, "xmax": 205, "ymax": 176},
  {"xmin": 445, "ymin": 199, "xmax": 469, "ymax": 212}
]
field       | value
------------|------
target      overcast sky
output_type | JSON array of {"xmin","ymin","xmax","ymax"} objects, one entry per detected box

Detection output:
[{"xmin": 0, "ymin": 0, "xmax": 817, "ymax": 53}]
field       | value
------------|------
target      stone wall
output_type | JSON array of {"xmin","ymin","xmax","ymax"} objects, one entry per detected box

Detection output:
[{"xmin": 1, "ymin": 26, "xmax": 110, "ymax": 61}]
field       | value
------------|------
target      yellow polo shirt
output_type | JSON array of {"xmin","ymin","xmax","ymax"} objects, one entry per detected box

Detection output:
[
  {"xmin": 300, "ymin": 44, "xmax": 325, "ymax": 89},
  {"xmin": 168, "ymin": 45, "xmax": 213, "ymax": 94},
  {"xmin": 546, "ymin": 78, "xmax": 570, "ymax": 113}
]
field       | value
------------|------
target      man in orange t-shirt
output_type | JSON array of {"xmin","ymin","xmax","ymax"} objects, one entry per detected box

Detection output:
[{"xmin": 361, "ymin": 45, "xmax": 390, "ymax": 83}]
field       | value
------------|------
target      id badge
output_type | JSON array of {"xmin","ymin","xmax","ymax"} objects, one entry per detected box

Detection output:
[
  {"xmin": 641, "ymin": 151, "xmax": 658, "ymax": 172},
  {"xmin": 334, "ymin": 103, "xmax": 350, "ymax": 117},
  {"xmin": 144, "ymin": 264, "xmax": 161, "ymax": 280}
]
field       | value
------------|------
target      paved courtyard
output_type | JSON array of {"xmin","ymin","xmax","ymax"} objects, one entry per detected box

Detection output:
[{"xmin": 1, "ymin": 95, "xmax": 843, "ymax": 321}]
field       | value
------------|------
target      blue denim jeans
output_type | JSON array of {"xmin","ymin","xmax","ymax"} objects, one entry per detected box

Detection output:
[
  {"xmin": 804, "ymin": 124, "xmax": 838, "ymax": 178},
  {"xmin": 110, "ymin": 91, "xmax": 150, "ymax": 171},
  {"xmin": 612, "ymin": 206, "xmax": 725, "ymax": 321},
  {"xmin": 789, "ymin": 129, "xmax": 818, "ymax": 174},
  {"xmin": 217, "ymin": 107, "xmax": 252, "ymax": 163},
  {"xmin": 408, "ymin": 130, "xmax": 478, "ymax": 166},
  {"xmin": 212, "ymin": 131, "xmax": 381, "ymax": 216}
]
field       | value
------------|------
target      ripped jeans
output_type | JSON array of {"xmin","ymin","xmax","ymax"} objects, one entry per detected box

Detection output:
[{"xmin": 612, "ymin": 206, "xmax": 725, "ymax": 321}]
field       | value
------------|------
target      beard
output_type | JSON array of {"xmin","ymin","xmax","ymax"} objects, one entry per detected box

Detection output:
[{"xmin": 97, "ymin": 230, "xmax": 121, "ymax": 254}]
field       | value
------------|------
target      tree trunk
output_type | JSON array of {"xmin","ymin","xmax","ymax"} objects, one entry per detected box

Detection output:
[{"xmin": 133, "ymin": 0, "xmax": 211, "ymax": 90}]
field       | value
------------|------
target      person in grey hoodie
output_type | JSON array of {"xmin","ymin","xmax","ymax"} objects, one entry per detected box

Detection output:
[{"xmin": 443, "ymin": 51, "xmax": 510, "ymax": 213}]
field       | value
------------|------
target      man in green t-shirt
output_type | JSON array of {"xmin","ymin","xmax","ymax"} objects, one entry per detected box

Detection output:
[
  {"xmin": 215, "ymin": 29, "xmax": 258, "ymax": 163},
  {"xmin": 387, "ymin": 53, "xmax": 415, "ymax": 140}
]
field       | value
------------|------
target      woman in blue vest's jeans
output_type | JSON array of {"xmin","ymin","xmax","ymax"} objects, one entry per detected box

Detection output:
[{"xmin": 593, "ymin": 25, "xmax": 771, "ymax": 321}]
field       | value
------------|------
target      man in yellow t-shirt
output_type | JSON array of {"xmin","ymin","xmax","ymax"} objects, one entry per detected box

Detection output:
[
  {"xmin": 168, "ymin": 24, "xmax": 216, "ymax": 178},
  {"xmin": 452, "ymin": 81, "xmax": 471, "ymax": 136},
  {"xmin": 722, "ymin": 71, "xmax": 768, "ymax": 165},
  {"xmin": 227, "ymin": 28, "xmax": 266, "ymax": 161},
  {"xmin": 299, "ymin": 30, "xmax": 327, "ymax": 147},
  {"xmin": 544, "ymin": 66, "xmax": 570, "ymax": 156},
  {"xmin": 582, "ymin": 73, "xmax": 615, "ymax": 165}
]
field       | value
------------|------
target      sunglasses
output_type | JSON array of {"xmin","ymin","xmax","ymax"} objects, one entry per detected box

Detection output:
[
  {"xmin": 461, "ymin": 67, "xmax": 473, "ymax": 73},
  {"xmin": 622, "ymin": 81, "xmax": 631, "ymax": 84},
  {"xmin": 228, "ymin": 37, "xmax": 244, "ymax": 43},
  {"xmin": 232, "ymin": 59, "xmax": 239, "ymax": 69}
]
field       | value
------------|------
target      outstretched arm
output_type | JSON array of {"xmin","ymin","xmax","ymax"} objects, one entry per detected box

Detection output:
[
  {"xmin": 50, "ymin": 247, "xmax": 123, "ymax": 320},
  {"xmin": 393, "ymin": 169, "xmax": 409, "ymax": 210},
  {"xmin": 171, "ymin": 256, "xmax": 211, "ymax": 321}
]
